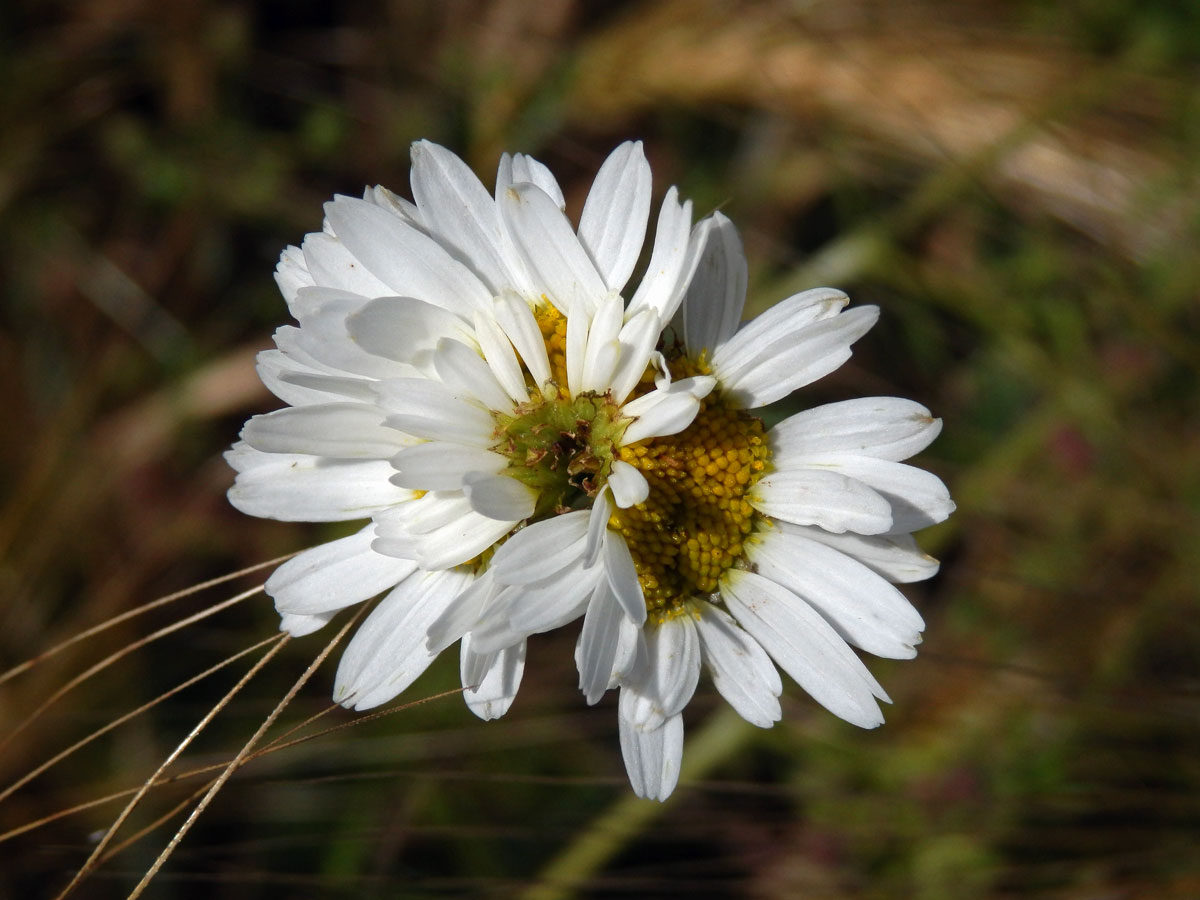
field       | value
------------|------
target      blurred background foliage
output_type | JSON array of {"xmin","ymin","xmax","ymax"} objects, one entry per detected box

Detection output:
[{"xmin": 1, "ymin": 0, "xmax": 1198, "ymax": 897}]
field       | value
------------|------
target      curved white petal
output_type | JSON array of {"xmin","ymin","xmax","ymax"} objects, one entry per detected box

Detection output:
[
  {"xmin": 747, "ymin": 527, "xmax": 925, "ymax": 659},
  {"xmin": 695, "ymin": 604, "xmax": 782, "ymax": 728},
  {"xmin": 498, "ymin": 182, "xmax": 608, "ymax": 316},
  {"xmin": 785, "ymin": 524, "xmax": 940, "ymax": 583},
  {"xmin": 717, "ymin": 306, "xmax": 880, "ymax": 408},
  {"xmin": 578, "ymin": 141, "xmax": 652, "ymax": 293},
  {"xmin": 226, "ymin": 443, "xmax": 413, "ymax": 522},
  {"xmin": 493, "ymin": 291, "xmax": 553, "ymax": 393},
  {"xmin": 346, "ymin": 297, "xmax": 474, "ymax": 367},
  {"xmin": 721, "ymin": 571, "xmax": 887, "ymax": 729},
  {"xmin": 770, "ymin": 398, "xmax": 943, "ymax": 463},
  {"xmin": 608, "ymin": 460, "xmax": 650, "ymax": 508},
  {"xmin": 389, "ymin": 441, "xmax": 508, "ymax": 491},
  {"xmin": 604, "ymin": 530, "xmax": 647, "ymax": 625},
  {"xmin": 241, "ymin": 403, "xmax": 405, "ymax": 459},
  {"xmin": 750, "ymin": 469, "xmax": 893, "ymax": 535},
  {"xmin": 267, "ymin": 524, "xmax": 418, "ymax": 616},
  {"xmin": 334, "ymin": 568, "xmax": 475, "ymax": 710},
  {"xmin": 619, "ymin": 713, "xmax": 683, "ymax": 802},
  {"xmin": 618, "ymin": 615, "xmax": 700, "ymax": 730},
  {"xmin": 432, "ymin": 338, "xmax": 514, "ymax": 413},
  {"xmin": 627, "ymin": 187, "xmax": 694, "ymax": 321},
  {"xmin": 461, "ymin": 635, "xmax": 526, "ymax": 720},
  {"xmin": 461, "ymin": 471, "xmax": 536, "ymax": 521},
  {"xmin": 488, "ymin": 509, "xmax": 591, "ymax": 584},
  {"xmin": 681, "ymin": 212, "xmax": 747, "ymax": 355},
  {"xmin": 576, "ymin": 576, "xmax": 623, "ymax": 705},
  {"xmin": 619, "ymin": 376, "xmax": 715, "ymax": 446},
  {"xmin": 324, "ymin": 197, "xmax": 492, "ymax": 317},
  {"xmin": 409, "ymin": 139, "xmax": 509, "ymax": 293},
  {"xmin": 788, "ymin": 455, "xmax": 955, "ymax": 533}
]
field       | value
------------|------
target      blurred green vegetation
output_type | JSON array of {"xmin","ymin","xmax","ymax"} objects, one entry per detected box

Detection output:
[{"xmin": 1, "ymin": 0, "xmax": 1197, "ymax": 897}]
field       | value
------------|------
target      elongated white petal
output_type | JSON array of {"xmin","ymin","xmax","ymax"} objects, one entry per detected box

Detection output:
[
  {"xmin": 711, "ymin": 287, "xmax": 847, "ymax": 372},
  {"xmin": 578, "ymin": 141, "xmax": 652, "ymax": 293},
  {"xmin": 278, "ymin": 611, "xmax": 337, "ymax": 637},
  {"xmin": 345, "ymin": 297, "xmax": 474, "ymax": 366},
  {"xmin": 335, "ymin": 568, "xmax": 475, "ymax": 710},
  {"xmin": 748, "ymin": 528, "xmax": 925, "ymax": 659},
  {"xmin": 581, "ymin": 291, "xmax": 625, "ymax": 393},
  {"xmin": 619, "ymin": 615, "xmax": 700, "ymax": 730},
  {"xmin": 718, "ymin": 306, "xmax": 880, "ymax": 408},
  {"xmin": 226, "ymin": 443, "xmax": 412, "ymax": 522},
  {"xmin": 275, "ymin": 244, "xmax": 314, "ymax": 311},
  {"xmin": 301, "ymin": 232, "xmax": 393, "ymax": 300},
  {"xmin": 627, "ymin": 187, "xmax": 693, "ymax": 320},
  {"xmin": 409, "ymin": 139, "xmax": 509, "ymax": 293},
  {"xmin": 502, "ymin": 561, "xmax": 601, "ymax": 635},
  {"xmin": 461, "ymin": 471, "xmax": 536, "ymax": 521},
  {"xmin": 721, "ymin": 571, "xmax": 887, "ymax": 728},
  {"xmin": 790, "ymin": 455, "xmax": 955, "ymax": 533},
  {"xmin": 620, "ymin": 376, "xmax": 715, "ymax": 445},
  {"xmin": 608, "ymin": 309, "xmax": 663, "ymax": 403},
  {"xmin": 488, "ymin": 510, "xmax": 591, "ymax": 584},
  {"xmin": 375, "ymin": 378, "xmax": 495, "ymax": 444},
  {"xmin": 472, "ymin": 309, "xmax": 529, "ymax": 403},
  {"xmin": 433, "ymin": 338, "xmax": 514, "ymax": 412},
  {"xmin": 682, "ymin": 212, "xmax": 747, "ymax": 355},
  {"xmin": 576, "ymin": 577, "xmax": 623, "ymax": 704},
  {"xmin": 241, "ymin": 403, "xmax": 406, "ymax": 459},
  {"xmin": 324, "ymin": 197, "xmax": 491, "ymax": 317},
  {"xmin": 584, "ymin": 487, "xmax": 614, "ymax": 568},
  {"xmin": 785, "ymin": 524, "xmax": 940, "ymax": 583},
  {"xmin": 770, "ymin": 398, "xmax": 943, "ymax": 462},
  {"xmin": 751, "ymin": 469, "xmax": 893, "ymax": 535},
  {"xmin": 267, "ymin": 524, "xmax": 417, "ymax": 615},
  {"xmin": 426, "ymin": 571, "xmax": 500, "ymax": 653},
  {"xmin": 499, "ymin": 182, "xmax": 608, "ymax": 316},
  {"xmin": 619, "ymin": 713, "xmax": 683, "ymax": 802},
  {"xmin": 604, "ymin": 530, "xmax": 647, "ymax": 625},
  {"xmin": 389, "ymin": 441, "xmax": 508, "ymax": 491},
  {"xmin": 608, "ymin": 460, "xmax": 650, "ymax": 508},
  {"xmin": 694, "ymin": 604, "xmax": 782, "ymax": 728},
  {"xmin": 493, "ymin": 291, "xmax": 553, "ymax": 392},
  {"xmin": 461, "ymin": 636, "xmax": 526, "ymax": 720},
  {"xmin": 500, "ymin": 152, "xmax": 566, "ymax": 211}
]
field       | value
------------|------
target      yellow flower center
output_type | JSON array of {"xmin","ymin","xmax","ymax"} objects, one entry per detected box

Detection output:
[{"xmin": 610, "ymin": 356, "xmax": 771, "ymax": 622}]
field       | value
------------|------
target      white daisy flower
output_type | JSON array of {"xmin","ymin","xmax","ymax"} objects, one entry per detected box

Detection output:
[
  {"xmin": 596, "ymin": 213, "xmax": 955, "ymax": 800},
  {"xmin": 228, "ymin": 140, "xmax": 713, "ymax": 720}
]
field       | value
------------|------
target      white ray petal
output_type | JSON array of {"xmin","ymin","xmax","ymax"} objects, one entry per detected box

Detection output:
[
  {"xmin": 722, "ymin": 571, "xmax": 887, "ymax": 728},
  {"xmin": 618, "ymin": 615, "xmax": 700, "ymax": 730},
  {"xmin": 432, "ymin": 338, "xmax": 514, "ymax": 412},
  {"xmin": 334, "ymin": 568, "xmax": 474, "ymax": 710},
  {"xmin": 619, "ymin": 713, "xmax": 683, "ymax": 802},
  {"xmin": 241, "ymin": 403, "xmax": 406, "ymax": 459},
  {"xmin": 461, "ymin": 636, "xmax": 526, "ymax": 720},
  {"xmin": 324, "ymin": 197, "xmax": 492, "ymax": 317},
  {"xmin": 695, "ymin": 604, "xmax": 782, "ymax": 728},
  {"xmin": 681, "ymin": 212, "xmax": 747, "ymax": 355},
  {"xmin": 750, "ymin": 469, "xmax": 893, "ymax": 535},
  {"xmin": 770, "ymin": 398, "xmax": 943, "ymax": 462},
  {"xmin": 461, "ymin": 471, "xmax": 536, "ymax": 521},
  {"xmin": 499, "ymin": 182, "xmax": 608, "ymax": 316},
  {"xmin": 578, "ymin": 141, "xmax": 652, "ymax": 293},
  {"xmin": 267, "ymin": 524, "xmax": 418, "ymax": 616},
  {"xmin": 748, "ymin": 527, "xmax": 925, "ymax": 659},
  {"xmin": 226, "ymin": 443, "xmax": 413, "ymax": 522},
  {"xmin": 608, "ymin": 460, "xmax": 650, "ymax": 508}
]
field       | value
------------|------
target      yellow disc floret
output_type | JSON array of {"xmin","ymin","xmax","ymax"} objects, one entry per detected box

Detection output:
[{"xmin": 610, "ymin": 356, "xmax": 771, "ymax": 621}]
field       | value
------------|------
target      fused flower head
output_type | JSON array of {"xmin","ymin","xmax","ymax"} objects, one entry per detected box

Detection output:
[{"xmin": 228, "ymin": 141, "xmax": 953, "ymax": 800}]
